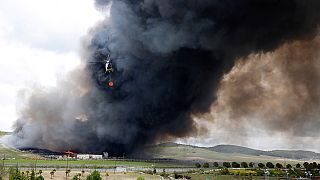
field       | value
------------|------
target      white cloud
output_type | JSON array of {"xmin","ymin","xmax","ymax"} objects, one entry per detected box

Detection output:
[{"xmin": 0, "ymin": 0, "xmax": 104, "ymax": 131}]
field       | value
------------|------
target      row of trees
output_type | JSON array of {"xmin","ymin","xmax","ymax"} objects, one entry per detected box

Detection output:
[
  {"xmin": 195, "ymin": 161, "xmax": 320, "ymax": 169},
  {"xmin": 8, "ymin": 168, "xmax": 44, "ymax": 180}
]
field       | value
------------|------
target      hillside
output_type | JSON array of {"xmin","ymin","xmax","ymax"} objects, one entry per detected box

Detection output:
[
  {"xmin": 0, "ymin": 131, "xmax": 10, "ymax": 137},
  {"xmin": 210, "ymin": 145, "xmax": 320, "ymax": 160},
  {"xmin": 148, "ymin": 143, "xmax": 301, "ymax": 163},
  {"xmin": 209, "ymin": 145, "xmax": 265, "ymax": 156},
  {"xmin": 0, "ymin": 133, "xmax": 40, "ymax": 159}
]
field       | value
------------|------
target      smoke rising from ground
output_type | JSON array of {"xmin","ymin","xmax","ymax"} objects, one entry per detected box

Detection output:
[
  {"xmin": 9, "ymin": 0, "xmax": 320, "ymax": 155},
  {"xmin": 200, "ymin": 35, "xmax": 320, "ymax": 142}
]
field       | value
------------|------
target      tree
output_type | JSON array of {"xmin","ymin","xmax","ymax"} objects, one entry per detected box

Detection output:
[
  {"xmin": 249, "ymin": 162, "xmax": 254, "ymax": 168},
  {"xmin": 38, "ymin": 170, "xmax": 42, "ymax": 176},
  {"xmin": 9, "ymin": 168, "xmax": 27, "ymax": 180},
  {"xmin": 232, "ymin": 162, "xmax": 240, "ymax": 168},
  {"xmin": 213, "ymin": 162, "xmax": 219, "ymax": 168},
  {"xmin": 241, "ymin": 162, "xmax": 248, "ymax": 168},
  {"xmin": 303, "ymin": 162, "xmax": 309, "ymax": 168},
  {"xmin": 30, "ymin": 170, "xmax": 36, "ymax": 180},
  {"xmin": 258, "ymin": 163, "xmax": 265, "ymax": 168},
  {"xmin": 153, "ymin": 167, "xmax": 156, "ymax": 174},
  {"xmin": 275, "ymin": 163, "xmax": 283, "ymax": 169},
  {"xmin": 66, "ymin": 169, "xmax": 71, "ymax": 177},
  {"xmin": 203, "ymin": 162, "xmax": 209, "ymax": 168},
  {"xmin": 296, "ymin": 163, "xmax": 301, "ymax": 168},
  {"xmin": 195, "ymin": 163, "xmax": 201, "ymax": 168},
  {"xmin": 306, "ymin": 163, "xmax": 314, "ymax": 171},
  {"xmin": 286, "ymin": 164, "xmax": 292, "ymax": 169},
  {"xmin": 50, "ymin": 171, "xmax": 55, "ymax": 179},
  {"xmin": 223, "ymin": 162, "xmax": 231, "ymax": 168},
  {"xmin": 266, "ymin": 162, "xmax": 274, "ymax": 168},
  {"xmin": 86, "ymin": 170, "xmax": 102, "ymax": 180}
]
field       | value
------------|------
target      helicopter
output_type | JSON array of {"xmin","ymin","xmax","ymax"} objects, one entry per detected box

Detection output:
[{"xmin": 88, "ymin": 53, "xmax": 115, "ymax": 87}]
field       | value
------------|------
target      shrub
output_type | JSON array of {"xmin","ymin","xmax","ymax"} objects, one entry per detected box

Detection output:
[
  {"xmin": 241, "ymin": 162, "xmax": 248, "ymax": 168},
  {"xmin": 223, "ymin": 162, "xmax": 231, "ymax": 168},
  {"xmin": 203, "ymin": 162, "xmax": 209, "ymax": 168},
  {"xmin": 35, "ymin": 175, "xmax": 44, "ymax": 180},
  {"xmin": 258, "ymin": 163, "xmax": 265, "ymax": 168},
  {"xmin": 266, "ymin": 162, "xmax": 274, "ymax": 168},
  {"xmin": 249, "ymin": 162, "xmax": 254, "ymax": 168},
  {"xmin": 232, "ymin": 162, "xmax": 240, "ymax": 168},
  {"xmin": 137, "ymin": 177, "xmax": 145, "ymax": 180},
  {"xmin": 195, "ymin": 163, "xmax": 201, "ymax": 168},
  {"xmin": 220, "ymin": 168, "xmax": 229, "ymax": 175},
  {"xmin": 275, "ymin": 163, "xmax": 283, "ymax": 169},
  {"xmin": 86, "ymin": 170, "xmax": 102, "ymax": 180}
]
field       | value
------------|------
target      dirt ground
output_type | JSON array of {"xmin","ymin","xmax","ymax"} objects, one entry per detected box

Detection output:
[{"xmin": 40, "ymin": 171, "xmax": 162, "ymax": 180}]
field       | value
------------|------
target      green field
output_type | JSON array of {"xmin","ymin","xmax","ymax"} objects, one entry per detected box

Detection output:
[{"xmin": 1, "ymin": 159, "xmax": 183, "ymax": 168}]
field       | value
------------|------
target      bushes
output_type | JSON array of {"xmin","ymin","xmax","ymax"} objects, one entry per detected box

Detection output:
[
  {"xmin": 86, "ymin": 170, "xmax": 102, "ymax": 180},
  {"xmin": 275, "ymin": 163, "xmax": 283, "ymax": 169},
  {"xmin": 220, "ymin": 168, "xmax": 229, "ymax": 175},
  {"xmin": 241, "ymin": 162, "xmax": 248, "ymax": 168},
  {"xmin": 35, "ymin": 175, "xmax": 44, "ymax": 180},
  {"xmin": 203, "ymin": 162, "xmax": 209, "ymax": 168},
  {"xmin": 223, "ymin": 162, "xmax": 231, "ymax": 168},
  {"xmin": 8, "ymin": 168, "xmax": 44, "ymax": 180},
  {"xmin": 249, "ymin": 162, "xmax": 254, "ymax": 168},
  {"xmin": 258, "ymin": 163, "xmax": 265, "ymax": 168},
  {"xmin": 232, "ymin": 162, "xmax": 240, "ymax": 168},
  {"xmin": 266, "ymin": 162, "xmax": 274, "ymax": 168},
  {"xmin": 195, "ymin": 163, "xmax": 201, "ymax": 168}
]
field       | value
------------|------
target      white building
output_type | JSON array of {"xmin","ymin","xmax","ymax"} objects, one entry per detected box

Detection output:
[{"xmin": 76, "ymin": 154, "xmax": 103, "ymax": 160}]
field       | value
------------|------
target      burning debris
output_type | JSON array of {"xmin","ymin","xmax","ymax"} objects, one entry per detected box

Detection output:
[{"xmin": 9, "ymin": 0, "xmax": 320, "ymax": 155}]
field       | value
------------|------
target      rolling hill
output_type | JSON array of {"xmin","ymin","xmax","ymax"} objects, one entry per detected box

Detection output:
[
  {"xmin": 210, "ymin": 144, "xmax": 320, "ymax": 160},
  {"xmin": 0, "ymin": 131, "xmax": 40, "ymax": 159},
  {"xmin": 148, "ymin": 143, "xmax": 320, "ymax": 163}
]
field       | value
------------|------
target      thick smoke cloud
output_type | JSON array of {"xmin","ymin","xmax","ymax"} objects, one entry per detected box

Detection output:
[
  {"xmin": 212, "ymin": 35, "xmax": 320, "ymax": 136},
  {"xmin": 189, "ymin": 35, "xmax": 320, "ymax": 150},
  {"xmin": 9, "ymin": 0, "xmax": 320, "ymax": 155}
]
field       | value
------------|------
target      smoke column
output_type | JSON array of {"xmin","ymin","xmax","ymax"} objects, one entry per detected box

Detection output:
[
  {"xmin": 193, "ymin": 34, "xmax": 320, "ymax": 150},
  {"xmin": 9, "ymin": 0, "xmax": 320, "ymax": 155}
]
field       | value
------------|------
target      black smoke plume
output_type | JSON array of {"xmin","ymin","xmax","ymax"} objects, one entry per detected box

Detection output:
[{"xmin": 9, "ymin": 0, "xmax": 320, "ymax": 155}]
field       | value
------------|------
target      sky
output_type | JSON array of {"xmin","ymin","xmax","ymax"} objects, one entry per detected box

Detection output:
[{"xmin": 0, "ymin": 0, "xmax": 103, "ymax": 131}]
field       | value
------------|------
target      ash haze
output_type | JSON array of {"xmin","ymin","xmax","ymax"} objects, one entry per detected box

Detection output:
[{"xmin": 3, "ymin": 0, "xmax": 320, "ymax": 155}]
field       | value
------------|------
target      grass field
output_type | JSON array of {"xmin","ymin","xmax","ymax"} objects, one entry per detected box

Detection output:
[
  {"xmin": 2, "ymin": 170, "xmax": 162, "ymax": 180},
  {"xmin": 2, "ymin": 159, "xmax": 176, "ymax": 167}
]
